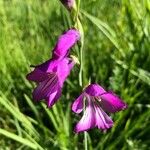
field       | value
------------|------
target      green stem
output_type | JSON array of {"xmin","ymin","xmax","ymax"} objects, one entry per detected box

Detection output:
[
  {"xmin": 83, "ymin": 97, "xmax": 88, "ymax": 150},
  {"xmin": 79, "ymin": 39, "xmax": 83, "ymax": 87},
  {"xmin": 84, "ymin": 131, "xmax": 88, "ymax": 150},
  {"xmin": 76, "ymin": 1, "xmax": 87, "ymax": 149},
  {"xmin": 76, "ymin": 0, "xmax": 80, "ymax": 23},
  {"xmin": 71, "ymin": 0, "xmax": 87, "ymax": 149}
]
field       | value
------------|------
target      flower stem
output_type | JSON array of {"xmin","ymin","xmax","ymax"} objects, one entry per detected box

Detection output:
[
  {"xmin": 70, "ymin": 0, "xmax": 87, "ymax": 149},
  {"xmin": 83, "ymin": 97, "xmax": 88, "ymax": 150},
  {"xmin": 79, "ymin": 39, "xmax": 83, "ymax": 87},
  {"xmin": 76, "ymin": 1, "xmax": 87, "ymax": 150},
  {"xmin": 84, "ymin": 131, "xmax": 88, "ymax": 150}
]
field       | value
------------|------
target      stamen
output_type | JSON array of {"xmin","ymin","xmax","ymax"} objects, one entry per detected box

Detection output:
[
  {"xmin": 94, "ymin": 97, "xmax": 102, "ymax": 107},
  {"xmin": 95, "ymin": 96, "xmax": 101, "ymax": 102}
]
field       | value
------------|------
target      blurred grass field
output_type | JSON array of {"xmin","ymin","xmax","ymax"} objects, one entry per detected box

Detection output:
[{"xmin": 0, "ymin": 0, "xmax": 150, "ymax": 149}]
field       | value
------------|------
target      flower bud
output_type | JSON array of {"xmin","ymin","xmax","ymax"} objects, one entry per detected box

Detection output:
[{"xmin": 60, "ymin": 0, "xmax": 75, "ymax": 10}]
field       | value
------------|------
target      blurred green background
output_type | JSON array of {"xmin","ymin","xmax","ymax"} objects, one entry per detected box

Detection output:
[{"xmin": 0, "ymin": 0, "xmax": 150, "ymax": 149}]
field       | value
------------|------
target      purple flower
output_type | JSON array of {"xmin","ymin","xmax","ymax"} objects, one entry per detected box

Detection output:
[
  {"xmin": 72, "ymin": 84, "xmax": 127, "ymax": 133},
  {"xmin": 60, "ymin": 0, "xmax": 75, "ymax": 9},
  {"xmin": 27, "ymin": 58, "xmax": 75, "ymax": 107},
  {"xmin": 26, "ymin": 28, "xmax": 80, "ymax": 107},
  {"xmin": 52, "ymin": 29, "xmax": 80, "ymax": 60}
]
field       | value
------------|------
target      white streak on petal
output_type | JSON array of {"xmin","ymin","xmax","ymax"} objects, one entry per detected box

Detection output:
[
  {"xmin": 74, "ymin": 97, "xmax": 96, "ymax": 133},
  {"xmin": 95, "ymin": 104, "xmax": 113, "ymax": 130}
]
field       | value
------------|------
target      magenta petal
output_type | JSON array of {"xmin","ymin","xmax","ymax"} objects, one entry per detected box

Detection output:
[
  {"xmin": 85, "ymin": 84, "xmax": 106, "ymax": 96},
  {"xmin": 68, "ymin": 59, "xmax": 75, "ymax": 71},
  {"xmin": 47, "ymin": 85, "xmax": 62, "ymax": 107},
  {"xmin": 26, "ymin": 59, "xmax": 53, "ymax": 82},
  {"xmin": 95, "ymin": 105, "xmax": 113, "ymax": 130},
  {"xmin": 36, "ymin": 60, "xmax": 52, "ymax": 72},
  {"xmin": 74, "ymin": 99, "xmax": 96, "ymax": 133},
  {"xmin": 37, "ymin": 58, "xmax": 74, "ymax": 87},
  {"xmin": 56, "ymin": 58, "xmax": 74, "ymax": 87},
  {"xmin": 33, "ymin": 74, "xmax": 58, "ymax": 101},
  {"xmin": 52, "ymin": 29, "xmax": 80, "ymax": 60},
  {"xmin": 100, "ymin": 92, "xmax": 127, "ymax": 113},
  {"xmin": 26, "ymin": 68, "xmax": 53, "ymax": 82},
  {"xmin": 72, "ymin": 94, "xmax": 84, "ymax": 114}
]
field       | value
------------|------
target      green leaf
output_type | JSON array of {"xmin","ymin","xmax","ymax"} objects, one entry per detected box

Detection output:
[{"xmin": 81, "ymin": 10, "xmax": 125, "ymax": 57}]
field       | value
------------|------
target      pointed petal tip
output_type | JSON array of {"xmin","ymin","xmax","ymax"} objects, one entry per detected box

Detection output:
[
  {"xmin": 74, "ymin": 122, "xmax": 114, "ymax": 133},
  {"xmin": 74, "ymin": 122, "xmax": 95, "ymax": 133},
  {"xmin": 74, "ymin": 127, "xmax": 88, "ymax": 133},
  {"xmin": 100, "ymin": 91, "xmax": 128, "ymax": 113},
  {"xmin": 71, "ymin": 94, "xmax": 84, "ymax": 114},
  {"xmin": 47, "ymin": 102, "xmax": 53, "ymax": 108},
  {"xmin": 99, "ymin": 122, "xmax": 114, "ymax": 130},
  {"xmin": 32, "ymin": 91, "xmax": 41, "ymax": 102},
  {"xmin": 26, "ymin": 67, "xmax": 50, "ymax": 82},
  {"xmin": 26, "ymin": 72, "xmax": 33, "ymax": 81}
]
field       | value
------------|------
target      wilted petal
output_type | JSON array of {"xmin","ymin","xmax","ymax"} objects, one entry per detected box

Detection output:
[
  {"xmin": 74, "ymin": 99, "xmax": 96, "ymax": 133},
  {"xmin": 95, "ymin": 105, "xmax": 113, "ymax": 130},
  {"xmin": 85, "ymin": 84, "xmax": 106, "ymax": 96},
  {"xmin": 33, "ymin": 74, "xmax": 58, "ymax": 101},
  {"xmin": 100, "ymin": 92, "xmax": 127, "ymax": 113},
  {"xmin": 72, "ymin": 94, "xmax": 84, "ymax": 114},
  {"xmin": 52, "ymin": 29, "xmax": 80, "ymax": 60}
]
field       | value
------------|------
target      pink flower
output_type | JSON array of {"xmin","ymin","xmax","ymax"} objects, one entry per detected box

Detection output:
[
  {"xmin": 26, "ymin": 28, "xmax": 80, "ymax": 107},
  {"xmin": 72, "ymin": 84, "xmax": 127, "ymax": 133},
  {"xmin": 27, "ymin": 58, "xmax": 75, "ymax": 107}
]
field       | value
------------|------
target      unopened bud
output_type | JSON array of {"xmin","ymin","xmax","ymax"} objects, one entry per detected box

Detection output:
[{"xmin": 60, "ymin": 0, "xmax": 75, "ymax": 10}]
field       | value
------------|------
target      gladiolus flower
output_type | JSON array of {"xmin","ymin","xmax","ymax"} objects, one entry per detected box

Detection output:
[
  {"xmin": 72, "ymin": 84, "xmax": 127, "ymax": 133},
  {"xmin": 27, "ymin": 58, "xmax": 75, "ymax": 107},
  {"xmin": 26, "ymin": 28, "xmax": 80, "ymax": 107}
]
